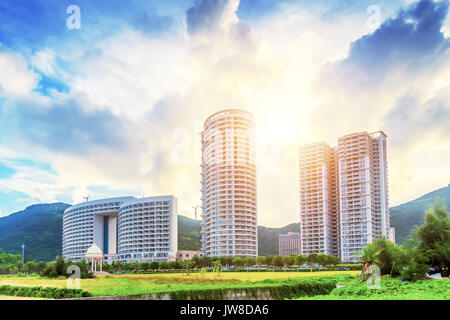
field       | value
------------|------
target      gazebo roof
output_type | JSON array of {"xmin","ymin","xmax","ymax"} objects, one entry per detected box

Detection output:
[{"xmin": 86, "ymin": 243, "xmax": 103, "ymax": 258}]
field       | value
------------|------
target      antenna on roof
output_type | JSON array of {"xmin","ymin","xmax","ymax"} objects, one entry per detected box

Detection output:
[{"xmin": 84, "ymin": 195, "xmax": 90, "ymax": 202}]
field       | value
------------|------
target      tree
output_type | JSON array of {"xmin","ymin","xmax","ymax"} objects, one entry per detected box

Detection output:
[
  {"xmin": 131, "ymin": 262, "xmax": 141, "ymax": 274},
  {"xmin": 232, "ymin": 257, "xmax": 243, "ymax": 269},
  {"xmin": 192, "ymin": 255, "xmax": 201, "ymax": 269},
  {"xmin": 316, "ymin": 254, "xmax": 328, "ymax": 270},
  {"xmin": 244, "ymin": 257, "xmax": 256, "ymax": 270},
  {"xmin": 273, "ymin": 256, "xmax": 283, "ymax": 268},
  {"xmin": 149, "ymin": 261, "xmax": 159, "ymax": 271},
  {"xmin": 328, "ymin": 255, "xmax": 341, "ymax": 270},
  {"xmin": 307, "ymin": 253, "xmax": 318, "ymax": 272},
  {"xmin": 354, "ymin": 243, "xmax": 382, "ymax": 281},
  {"xmin": 399, "ymin": 246, "xmax": 430, "ymax": 281},
  {"xmin": 371, "ymin": 237, "xmax": 402, "ymax": 276},
  {"xmin": 221, "ymin": 256, "xmax": 233, "ymax": 267},
  {"xmin": 115, "ymin": 260, "xmax": 124, "ymax": 274},
  {"xmin": 264, "ymin": 256, "xmax": 273, "ymax": 270},
  {"xmin": 256, "ymin": 256, "xmax": 265, "ymax": 271},
  {"xmin": 55, "ymin": 256, "xmax": 66, "ymax": 276},
  {"xmin": 415, "ymin": 201, "xmax": 450, "ymax": 277},
  {"xmin": 212, "ymin": 260, "xmax": 222, "ymax": 277},
  {"xmin": 159, "ymin": 261, "xmax": 169, "ymax": 271},
  {"xmin": 294, "ymin": 255, "xmax": 306, "ymax": 269},
  {"xmin": 184, "ymin": 260, "xmax": 195, "ymax": 275},
  {"xmin": 141, "ymin": 262, "xmax": 150, "ymax": 272},
  {"xmin": 282, "ymin": 256, "xmax": 293, "ymax": 271},
  {"xmin": 200, "ymin": 256, "xmax": 212, "ymax": 268}
]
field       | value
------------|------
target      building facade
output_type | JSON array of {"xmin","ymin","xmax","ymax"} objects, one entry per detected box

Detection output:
[
  {"xmin": 298, "ymin": 131, "xmax": 390, "ymax": 262},
  {"xmin": 176, "ymin": 250, "xmax": 202, "ymax": 261},
  {"xmin": 390, "ymin": 227, "xmax": 396, "ymax": 244},
  {"xmin": 201, "ymin": 109, "xmax": 258, "ymax": 257},
  {"xmin": 279, "ymin": 232, "xmax": 301, "ymax": 256},
  {"xmin": 338, "ymin": 131, "xmax": 390, "ymax": 262},
  {"xmin": 298, "ymin": 143, "xmax": 339, "ymax": 256},
  {"xmin": 62, "ymin": 196, "xmax": 178, "ymax": 263}
]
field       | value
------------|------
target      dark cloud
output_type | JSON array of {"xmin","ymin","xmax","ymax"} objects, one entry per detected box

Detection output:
[
  {"xmin": 186, "ymin": 0, "xmax": 229, "ymax": 34},
  {"xmin": 2, "ymin": 99, "xmax": 131, "ymax": 154},
  {"xmin": 383, "ymin": 90, "xmax": 450, "ymax": 147},
  {"xmin": 319, "ymin": 0, "xmax": 449, "ymax": 88}
]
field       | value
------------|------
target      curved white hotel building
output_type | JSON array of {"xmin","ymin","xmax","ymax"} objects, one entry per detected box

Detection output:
[
  {"xmin": 201, "ymin": 109, "xmax": 257, "ymax": 257},
  {"xmin": 62, "ymin": 196, "xmax": 177, "ymax": 263}
]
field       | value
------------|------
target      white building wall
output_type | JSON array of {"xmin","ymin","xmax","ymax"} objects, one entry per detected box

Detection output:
[{"xmin": 201, "ymin": 109, "xmax": 257, "ymax": 257}]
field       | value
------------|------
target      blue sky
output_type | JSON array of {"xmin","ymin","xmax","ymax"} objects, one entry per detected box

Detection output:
[{"xmin": 0, "ymin": 0, "xmax": 449, "ymax": 226}]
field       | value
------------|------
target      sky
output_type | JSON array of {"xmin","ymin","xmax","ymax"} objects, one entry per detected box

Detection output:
[{"xmin": 0, "ymin": 0, "xmax": 449, "ymax": 226}]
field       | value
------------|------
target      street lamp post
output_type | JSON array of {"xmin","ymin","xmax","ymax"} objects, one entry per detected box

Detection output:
[{"xmin": 21, "ymin": 243, "xmax": 25, "ymax": 267}]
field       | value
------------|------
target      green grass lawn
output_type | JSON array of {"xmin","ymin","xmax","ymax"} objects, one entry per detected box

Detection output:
[
  {"xmin": 2, "ymin": 272, "xmax": 446, "ymax": 299},
  {"xmin": 0, "ymin": 271, "xmax": 358, "ymax": 297},
  {"xmin": 294, "ymin": 276, "xmax": 450, "ymax": 300},
  {"xmin": 0, "ymin": 295, "xmax": 47, "ymax": 300}
]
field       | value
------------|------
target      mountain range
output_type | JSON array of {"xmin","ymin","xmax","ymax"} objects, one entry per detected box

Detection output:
[{"xmin": 0, "ymin": 184, "xmax": 448, "ymax": 261}]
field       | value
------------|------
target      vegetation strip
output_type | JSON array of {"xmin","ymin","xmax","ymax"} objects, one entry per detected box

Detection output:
[{"xmin": 0, "ymin": 285, "xmax": 91, "ymax": 299}]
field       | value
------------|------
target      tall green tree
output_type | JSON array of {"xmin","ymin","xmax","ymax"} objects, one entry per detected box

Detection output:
[
  {"xmin": 371, "ymin": 237, "xmax": 402, "ymax": 275},
  {"xmin": 415, "ymin": 201, "xmax": 450, "ymax": 277}
]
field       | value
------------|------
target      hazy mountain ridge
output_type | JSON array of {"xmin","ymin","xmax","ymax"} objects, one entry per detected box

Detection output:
[{"xmin": 390, "ymin": 184, "xmax": 450, "ymax": 243}]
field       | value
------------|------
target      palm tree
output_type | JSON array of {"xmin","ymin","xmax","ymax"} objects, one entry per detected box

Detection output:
[{"xmin": 354, "ymin": 243, "xmax": 383, "ymax": 281}]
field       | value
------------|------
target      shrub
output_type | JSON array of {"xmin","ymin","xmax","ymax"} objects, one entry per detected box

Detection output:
[
  {"xmin": 167, "ymin": 274, "xmax": 354, "ymax": 300},
  {"xmin": 0, "ymin": 285, "xmax": 91, "ymax": 299}
]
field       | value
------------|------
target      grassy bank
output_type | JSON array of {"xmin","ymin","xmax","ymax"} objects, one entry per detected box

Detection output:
[
  {"xmin": 0, "ymin": 271, "xmax": 358, "ymax": 297},
  {"xmin": 294, "ymin": 276, "xmax": 450, "ymax": 300}
]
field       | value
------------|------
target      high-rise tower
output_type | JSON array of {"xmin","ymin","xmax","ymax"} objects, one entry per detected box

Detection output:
[
  {"xmin": 298, "ymin": 131, "xmax": 390, "ymax": 262},
  {"xmin": 298, "ymin": 143, "xmax": 339, "ymax": 256},
  {"xmin": 201, "ymin": 109, "xmax": 257, "ymax": 257},
  {"xmin": 338, "ymin": 131, "xmax": 390, "ymax": 262}
]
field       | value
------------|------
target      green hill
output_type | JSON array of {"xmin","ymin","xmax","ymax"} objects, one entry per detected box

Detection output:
[
  {"xmin": 178, "ymin": 215, "xmax": 202, "ymax": 250},
  {"xmin": 0, "ymin": 184, "xmax": 448, "ymax": 260},
  {"xmin": 390, "ymin": 184, "xmax": 450, "ymax": 244},
  {"xmin": 0, "ymin": 203, "xmax": 70, "ymax": 262}
]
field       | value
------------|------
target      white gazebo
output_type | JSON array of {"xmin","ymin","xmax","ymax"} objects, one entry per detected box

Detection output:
[{"xmin": 86, "ymin": 243, "xmax": 104, "ymax": 272}]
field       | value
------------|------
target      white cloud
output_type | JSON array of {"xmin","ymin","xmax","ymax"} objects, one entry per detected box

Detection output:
[
  {"xmin": 0, "ymin": 53, "xmax": 38, "ymax": 96},
  {"xmin": 30, "ymin": 49, "xmax": 56, "ymax": 75},
  {"xmin": 1, "ymin": 0, "xmax": 449, "ymax": 226}
]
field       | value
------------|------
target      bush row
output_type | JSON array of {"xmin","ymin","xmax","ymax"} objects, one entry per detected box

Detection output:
[
  {"xmin": 167, "ymin": 274, "xmax": 355, "ymax": 300},
  {"xmin": 0, "ymin": 285, "xmax": 92, "ymax": 299}
]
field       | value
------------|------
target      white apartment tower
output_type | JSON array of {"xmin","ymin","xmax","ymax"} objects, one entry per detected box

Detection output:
[
  {"xmin": 338, "ymin": 131, "xmax": 390, "ymax": 262},
  {"xmin": 299, "ymin": 143, "xmax": 339, "ymax": 256},
  {"xmin": 299, "ymin": 131, "xmax": 390, "ymax": 262},
  {"xmin": 201, "ymin": 109, "xmax": 257, "ymax": 257}
]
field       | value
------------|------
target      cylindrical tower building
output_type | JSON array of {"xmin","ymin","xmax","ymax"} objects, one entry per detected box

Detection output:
[{"xmin": 201, "ymin": 109, "xmax": 257, "ymax": 257}]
